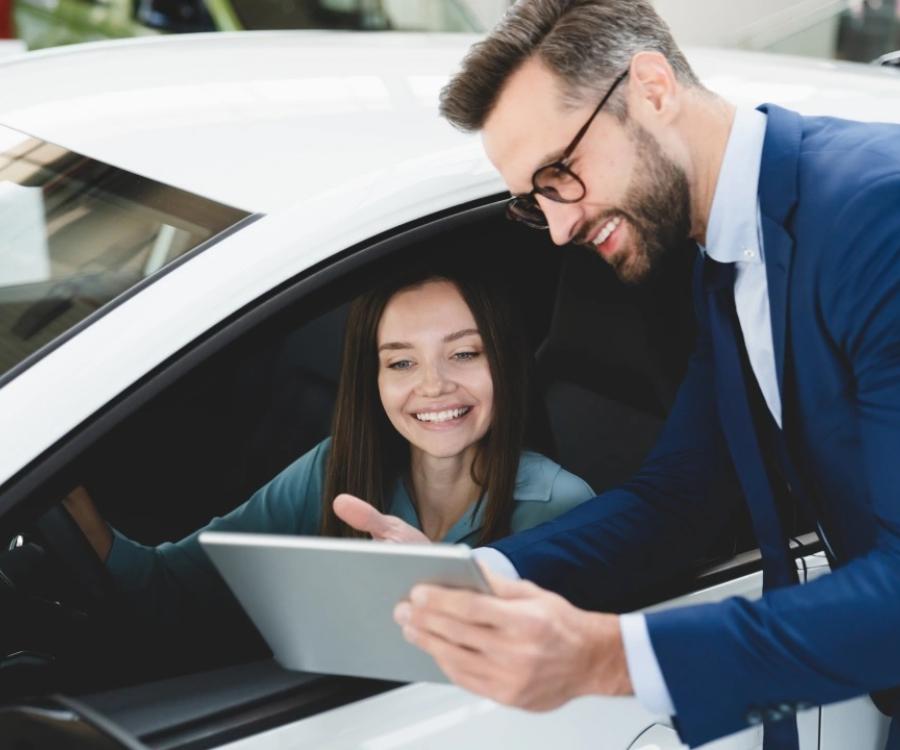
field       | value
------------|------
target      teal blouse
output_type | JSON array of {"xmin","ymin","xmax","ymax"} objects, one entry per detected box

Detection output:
[{"xmin": 106, "ymin": 438, "xmax": 594, "ymax": 625}]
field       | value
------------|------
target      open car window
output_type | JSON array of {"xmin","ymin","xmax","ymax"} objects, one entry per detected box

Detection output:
[{"xmin": 0, "ymin": 124, "xmax": 251, "ymax": 382}]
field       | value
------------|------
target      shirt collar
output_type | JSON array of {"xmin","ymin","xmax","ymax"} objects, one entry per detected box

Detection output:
[
  {"xmin": 701, "ymin": 108, "xmax": 767, "ymax": 266},
  {"xmin": 388, "ymin": 451, "xmax": 559, "ymax": 544}
]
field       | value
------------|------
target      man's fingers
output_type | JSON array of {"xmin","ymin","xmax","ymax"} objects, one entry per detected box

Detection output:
[
  {"xmin": 479, "ymin": 564, "xmax": 543, "ymax": 599},
  {"xmin": 403, "ymin": 623, "xmax": 495, "ymax": 682},
  {"xmin": 401, "ymin": 605, "xmax": 503, "ymax": 653},
  {"xmin": 409, "ymin": 584, "xmax": 513, "ymax": 626}
]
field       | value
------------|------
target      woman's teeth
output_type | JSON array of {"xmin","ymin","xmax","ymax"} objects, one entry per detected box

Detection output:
[
  {"xmin": 415, "ymin": 407, "xmax": 471, "ymax": 423},
  {"xmin": 594, "ymin": 215, "xmax": 622, "ymax": 246}
]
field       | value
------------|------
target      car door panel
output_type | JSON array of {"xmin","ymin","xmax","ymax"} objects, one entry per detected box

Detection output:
[{"xmin": 216, "ymin": 558, "xmax": 831, "ymax": 750}]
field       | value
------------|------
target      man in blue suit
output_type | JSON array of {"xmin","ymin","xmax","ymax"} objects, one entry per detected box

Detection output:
[{"xmin": 335, "ymin": 1, "xmax": 900, "ymax": 747}]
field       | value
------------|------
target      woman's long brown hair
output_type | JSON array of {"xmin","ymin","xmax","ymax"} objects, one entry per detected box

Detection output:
[{"xmin": 320, "ymin": 263, "xmax": 529, "ymax": 545}]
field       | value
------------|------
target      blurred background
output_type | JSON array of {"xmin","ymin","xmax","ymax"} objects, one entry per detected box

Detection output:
[{"xmin": 1, "ymin": 0, "xmax": 899, "ymax": 65}]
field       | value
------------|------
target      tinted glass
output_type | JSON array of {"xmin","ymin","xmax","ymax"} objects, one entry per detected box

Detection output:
[
  {"xmin": 231, "ymin": 0, "xmax": 480, "ymax": 32},
  {"xmin": 0, "ymin": 125, "xmax": 250, "ymax": 380}
]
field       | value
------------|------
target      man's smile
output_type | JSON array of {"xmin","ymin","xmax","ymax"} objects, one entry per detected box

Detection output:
[{"xmin": 590, "ymin": 215, "xmax": 625, "ymax": 258}]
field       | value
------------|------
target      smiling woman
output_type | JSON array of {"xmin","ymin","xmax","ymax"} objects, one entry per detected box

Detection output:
[
  {"xmin": 323, "ymin": 266, "xmax": 558, "ymax": 545},
  {"xmin": 63, "ymin": 263, "xmax": 595, "ymax": 629}
]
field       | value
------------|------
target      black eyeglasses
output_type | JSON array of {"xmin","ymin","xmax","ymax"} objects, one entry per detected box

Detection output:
[{"xmin": 507, "ymin": 70, "xmax": 628, "ymax": 230}]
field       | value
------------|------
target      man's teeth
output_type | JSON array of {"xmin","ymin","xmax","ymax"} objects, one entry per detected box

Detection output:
[
  {"xmin": 594, "ymin": 216, "xmax": 622, "ymax": 246},
  {"xmin": 415, "ymin": 407, "xmax": 471, "ymax": 423}
]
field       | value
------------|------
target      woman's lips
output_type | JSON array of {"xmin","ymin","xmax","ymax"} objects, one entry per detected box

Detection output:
[
  {"xmin": 412, "ymin": 404, "xmax": 472, "ymax": 424},
  {"xmin": 411, "ymin": 405, "xmax": 473, "ymax": 429}
]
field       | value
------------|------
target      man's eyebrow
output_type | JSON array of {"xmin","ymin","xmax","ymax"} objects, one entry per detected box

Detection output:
[
  {"xmin": 510, "ymin": 150, "xmax": 563, "ymax": 194},
  {"xmin": 536, "ymin": 148, "xmax": 565, "ymax": 166},
  {"xmin": 377, "ymin": 329, "xmax": 480, "ymax": 352}
]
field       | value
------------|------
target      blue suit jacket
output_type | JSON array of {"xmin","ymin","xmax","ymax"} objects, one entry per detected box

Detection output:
[{"xmin": 491, "ymin": 104, "xmax": 900, "ymax": 747}]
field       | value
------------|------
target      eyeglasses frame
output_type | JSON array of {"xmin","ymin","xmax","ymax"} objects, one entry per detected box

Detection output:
[{"xmin": 506, "ymin": 70, "xmax": 629, "ymax": 229}]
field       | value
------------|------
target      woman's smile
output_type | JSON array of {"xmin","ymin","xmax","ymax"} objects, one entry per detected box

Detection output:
[{"xmin": 413, "ymin": 405, "xmax": 473, "ymax": 426}]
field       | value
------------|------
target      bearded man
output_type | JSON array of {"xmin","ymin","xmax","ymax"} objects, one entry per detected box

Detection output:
[{"xmin": 334, "ymin": 1, "xmax": 900, "ymax": 748}]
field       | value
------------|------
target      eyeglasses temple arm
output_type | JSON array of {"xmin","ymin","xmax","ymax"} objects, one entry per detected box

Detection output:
[{"xmin": 561, "ymin": 70, "xmax": 629, "ymax": 162}]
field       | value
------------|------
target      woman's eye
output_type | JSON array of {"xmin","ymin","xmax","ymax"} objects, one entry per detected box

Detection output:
[
  {"xmin": 387, "ymin": 359, "xmax": 413, "ymax": 370},
  {"xmin": 453, "ymin": 351, "xmax": 480, "ymax": 362}
]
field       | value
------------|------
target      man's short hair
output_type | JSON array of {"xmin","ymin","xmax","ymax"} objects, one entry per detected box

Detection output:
[{"xmin": 439, "ymin": 0, "xmax": 700, "ymax": 132}]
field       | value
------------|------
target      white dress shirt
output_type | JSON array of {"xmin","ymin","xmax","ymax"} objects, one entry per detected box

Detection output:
[{"xmin": 477, "ymin": 107, "xmax": 779, "ymax": 718}]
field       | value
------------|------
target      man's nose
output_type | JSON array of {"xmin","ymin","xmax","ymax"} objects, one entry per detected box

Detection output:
[{"xmin": 536, "ymin": 194, "xmax": 581, "ymax": 246}]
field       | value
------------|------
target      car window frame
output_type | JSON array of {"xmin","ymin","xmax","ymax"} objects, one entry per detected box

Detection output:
[
  {"xmin": 0, "ymin": 125, "xmax": 259, "ymax": 390},
  {"xmin": 0, "ymin": 195, "xmax": 820, "ymax": 748}
]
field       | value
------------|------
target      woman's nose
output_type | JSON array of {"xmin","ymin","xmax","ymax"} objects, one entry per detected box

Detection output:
[{"xmin": 416, "ymin": 362, "xmax": 452, "ymax": 396}]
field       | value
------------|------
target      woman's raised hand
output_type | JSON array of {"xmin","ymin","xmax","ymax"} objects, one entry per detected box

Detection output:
[
  {"xmin": 332, "ymin": 494, "xmax": 430, "ymax": 543},
  {"xmin": 62, "ymin": 485, "xmax": 113, "ymax": 561}
]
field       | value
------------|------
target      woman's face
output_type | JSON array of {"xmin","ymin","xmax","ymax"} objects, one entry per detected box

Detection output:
[{"xmin": 377, "ymin": 280, "xmax": 494, "ymax": 461}]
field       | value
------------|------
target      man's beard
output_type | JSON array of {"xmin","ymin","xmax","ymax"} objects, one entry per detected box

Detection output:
[{"xmin": 583, "ymin": 121, "xmax": 692, "ymax": 284}]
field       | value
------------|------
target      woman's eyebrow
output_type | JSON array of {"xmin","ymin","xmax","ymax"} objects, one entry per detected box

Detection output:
[
  {"xmin": 443, "ymin": 328, "xmax": 481, "ymax": 343},
  {"xmin": 378, "ymin": 341, "xmax": 412, "ymax": 352},
  {"xmin": 377, "ymin": 329, "xmax": 480, "ymax": 352}
]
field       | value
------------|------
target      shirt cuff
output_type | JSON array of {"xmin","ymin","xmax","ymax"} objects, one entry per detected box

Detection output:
[
  {"xmin": 105, "ymin": 527, "xmax": 154, "ymax": 592},
  {"xmin": 472, "ymin": 547, "xmax": 520, "ymax": 580},
  {"xmin": 620, "ymin": 613, "xmax": 676, "ymax": 716}
]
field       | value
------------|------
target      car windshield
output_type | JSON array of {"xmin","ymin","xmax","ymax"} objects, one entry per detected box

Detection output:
[
  {"xmin": 0, "ymin": 124, "xmax": 250, "ymax": 382},
  {"xmin": 230, "ymin": 0, "xmax": 481, "ymax": 32}
]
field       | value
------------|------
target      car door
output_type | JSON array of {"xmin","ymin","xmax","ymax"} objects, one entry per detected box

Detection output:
[
  {"xmin": 211, "ymin": 554, "xmax": 823, "ymax": 750},
  {"xmin": 0, "ymin": 181, "xmax": 888, "ymax": 750}
]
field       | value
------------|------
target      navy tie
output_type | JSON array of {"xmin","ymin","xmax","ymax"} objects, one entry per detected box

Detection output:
[{"xmin": 705, "ymin": 258, "xmax": 800, "ymax": 750}]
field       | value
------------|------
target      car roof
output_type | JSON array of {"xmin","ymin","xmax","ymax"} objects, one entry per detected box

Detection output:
[
  {"xmin": 2, "ymin": 32, "xmax": 900, "ymax": 215},
  {"xmin": 0, "ymin": 31, "xmax": 497, "ymax": 214},
  {"xmin": 4, "ymin": 34, "xmax": 900, "ymax": 489}
]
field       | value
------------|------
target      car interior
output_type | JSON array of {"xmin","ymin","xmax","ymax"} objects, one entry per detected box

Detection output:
[{"xmin": 0, "ymin": 197, "xmax": 818, "ymax": 748}]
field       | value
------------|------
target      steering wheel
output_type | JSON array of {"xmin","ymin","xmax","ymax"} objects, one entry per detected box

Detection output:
[
  {"xmin": 0, "ymin": 504, "xmax": 122, "ymax": 696},
  {"xmin": 33, "ymin": 503, "xmax": 117, "ymax": 612}
]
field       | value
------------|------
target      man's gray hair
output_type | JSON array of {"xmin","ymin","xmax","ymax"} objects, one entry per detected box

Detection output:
[{"xmin": 439, "ymin": 0, "xmax": 700, "ymax": 131}]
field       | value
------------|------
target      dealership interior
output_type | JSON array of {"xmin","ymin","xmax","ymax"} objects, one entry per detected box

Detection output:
[{"xmin": 2, "ymin": 2, "xmax": 900, "ymax": 750}]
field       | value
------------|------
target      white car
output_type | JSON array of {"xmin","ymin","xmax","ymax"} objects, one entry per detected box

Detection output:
[{"xmin": 0, "ymin": 31, "xmax": 896, "ymax": 750}]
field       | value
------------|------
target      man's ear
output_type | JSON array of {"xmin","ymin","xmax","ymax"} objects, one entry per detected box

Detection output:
[{"xmin": 627, "ymin": 51, "xmax": 680, "ymax": 125}]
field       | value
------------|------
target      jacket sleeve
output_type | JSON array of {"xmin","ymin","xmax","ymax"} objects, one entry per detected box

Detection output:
[
  {"xmin": 491, "ymin": 258, "xmax": 741, "ymax": 611},
  {"xmin": 106, "ymin": 438, "xmax": 330, "ymax": 629},
  {"xmin": 646, "ymin": 178, "xmax": 900, "ymax": 747}
]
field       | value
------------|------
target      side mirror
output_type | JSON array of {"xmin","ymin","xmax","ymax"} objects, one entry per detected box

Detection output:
[{"xmin": 871, "ymin": 50, "xmax": 900, "ymax": 68}]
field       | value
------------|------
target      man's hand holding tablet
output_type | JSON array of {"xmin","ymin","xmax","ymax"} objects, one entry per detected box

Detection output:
[{"xmin": 334, "ymin": 493, "xmax": 634, "ymax": 710}]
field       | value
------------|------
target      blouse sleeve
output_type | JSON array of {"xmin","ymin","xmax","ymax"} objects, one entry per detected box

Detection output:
[
  {"xmin": 105, "ymin": 437, "xmax": 331, "ymax": 628},
  {"xmin": 509, "ymin": 457, "xmax": 596, "ymax": 534},
  {"xmin": 546, "ymin": 467, "xmax": 597, "ymax": 516}
]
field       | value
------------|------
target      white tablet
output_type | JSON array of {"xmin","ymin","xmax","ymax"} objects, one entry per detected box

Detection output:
[{"xmin": 199, "ymin": 531, "xmax": 492, "ymax": 683}]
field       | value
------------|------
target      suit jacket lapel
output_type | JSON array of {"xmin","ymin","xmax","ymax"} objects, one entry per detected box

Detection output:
[
  {"xmin": 756, "ymin": 104, "xmax": 803, "ymax": 404},
  {"xmin": 762, "ymin": 216, "xmax": 793, "ymax": 401}
]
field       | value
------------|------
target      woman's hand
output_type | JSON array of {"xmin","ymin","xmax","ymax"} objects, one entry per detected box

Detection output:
[
  {"xmin": 332, "ymin": 494, "xmax": 430, "ymax": 543},
  {"xmin": 62, "ymin": 485, "xmax": 113, "ymax": 561}
]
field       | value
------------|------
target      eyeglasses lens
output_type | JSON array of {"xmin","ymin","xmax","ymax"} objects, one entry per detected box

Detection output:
[
  {"xmin": 507, "ymin": 165, "xmax": 585, "ymax": 229},
  {"xmin": 534, "ymin": 164, "xmax": 584, "ymax": 201},
  {"xmin": 507, "ymin": 197, "xmax": 547, "ymax": 228}
]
